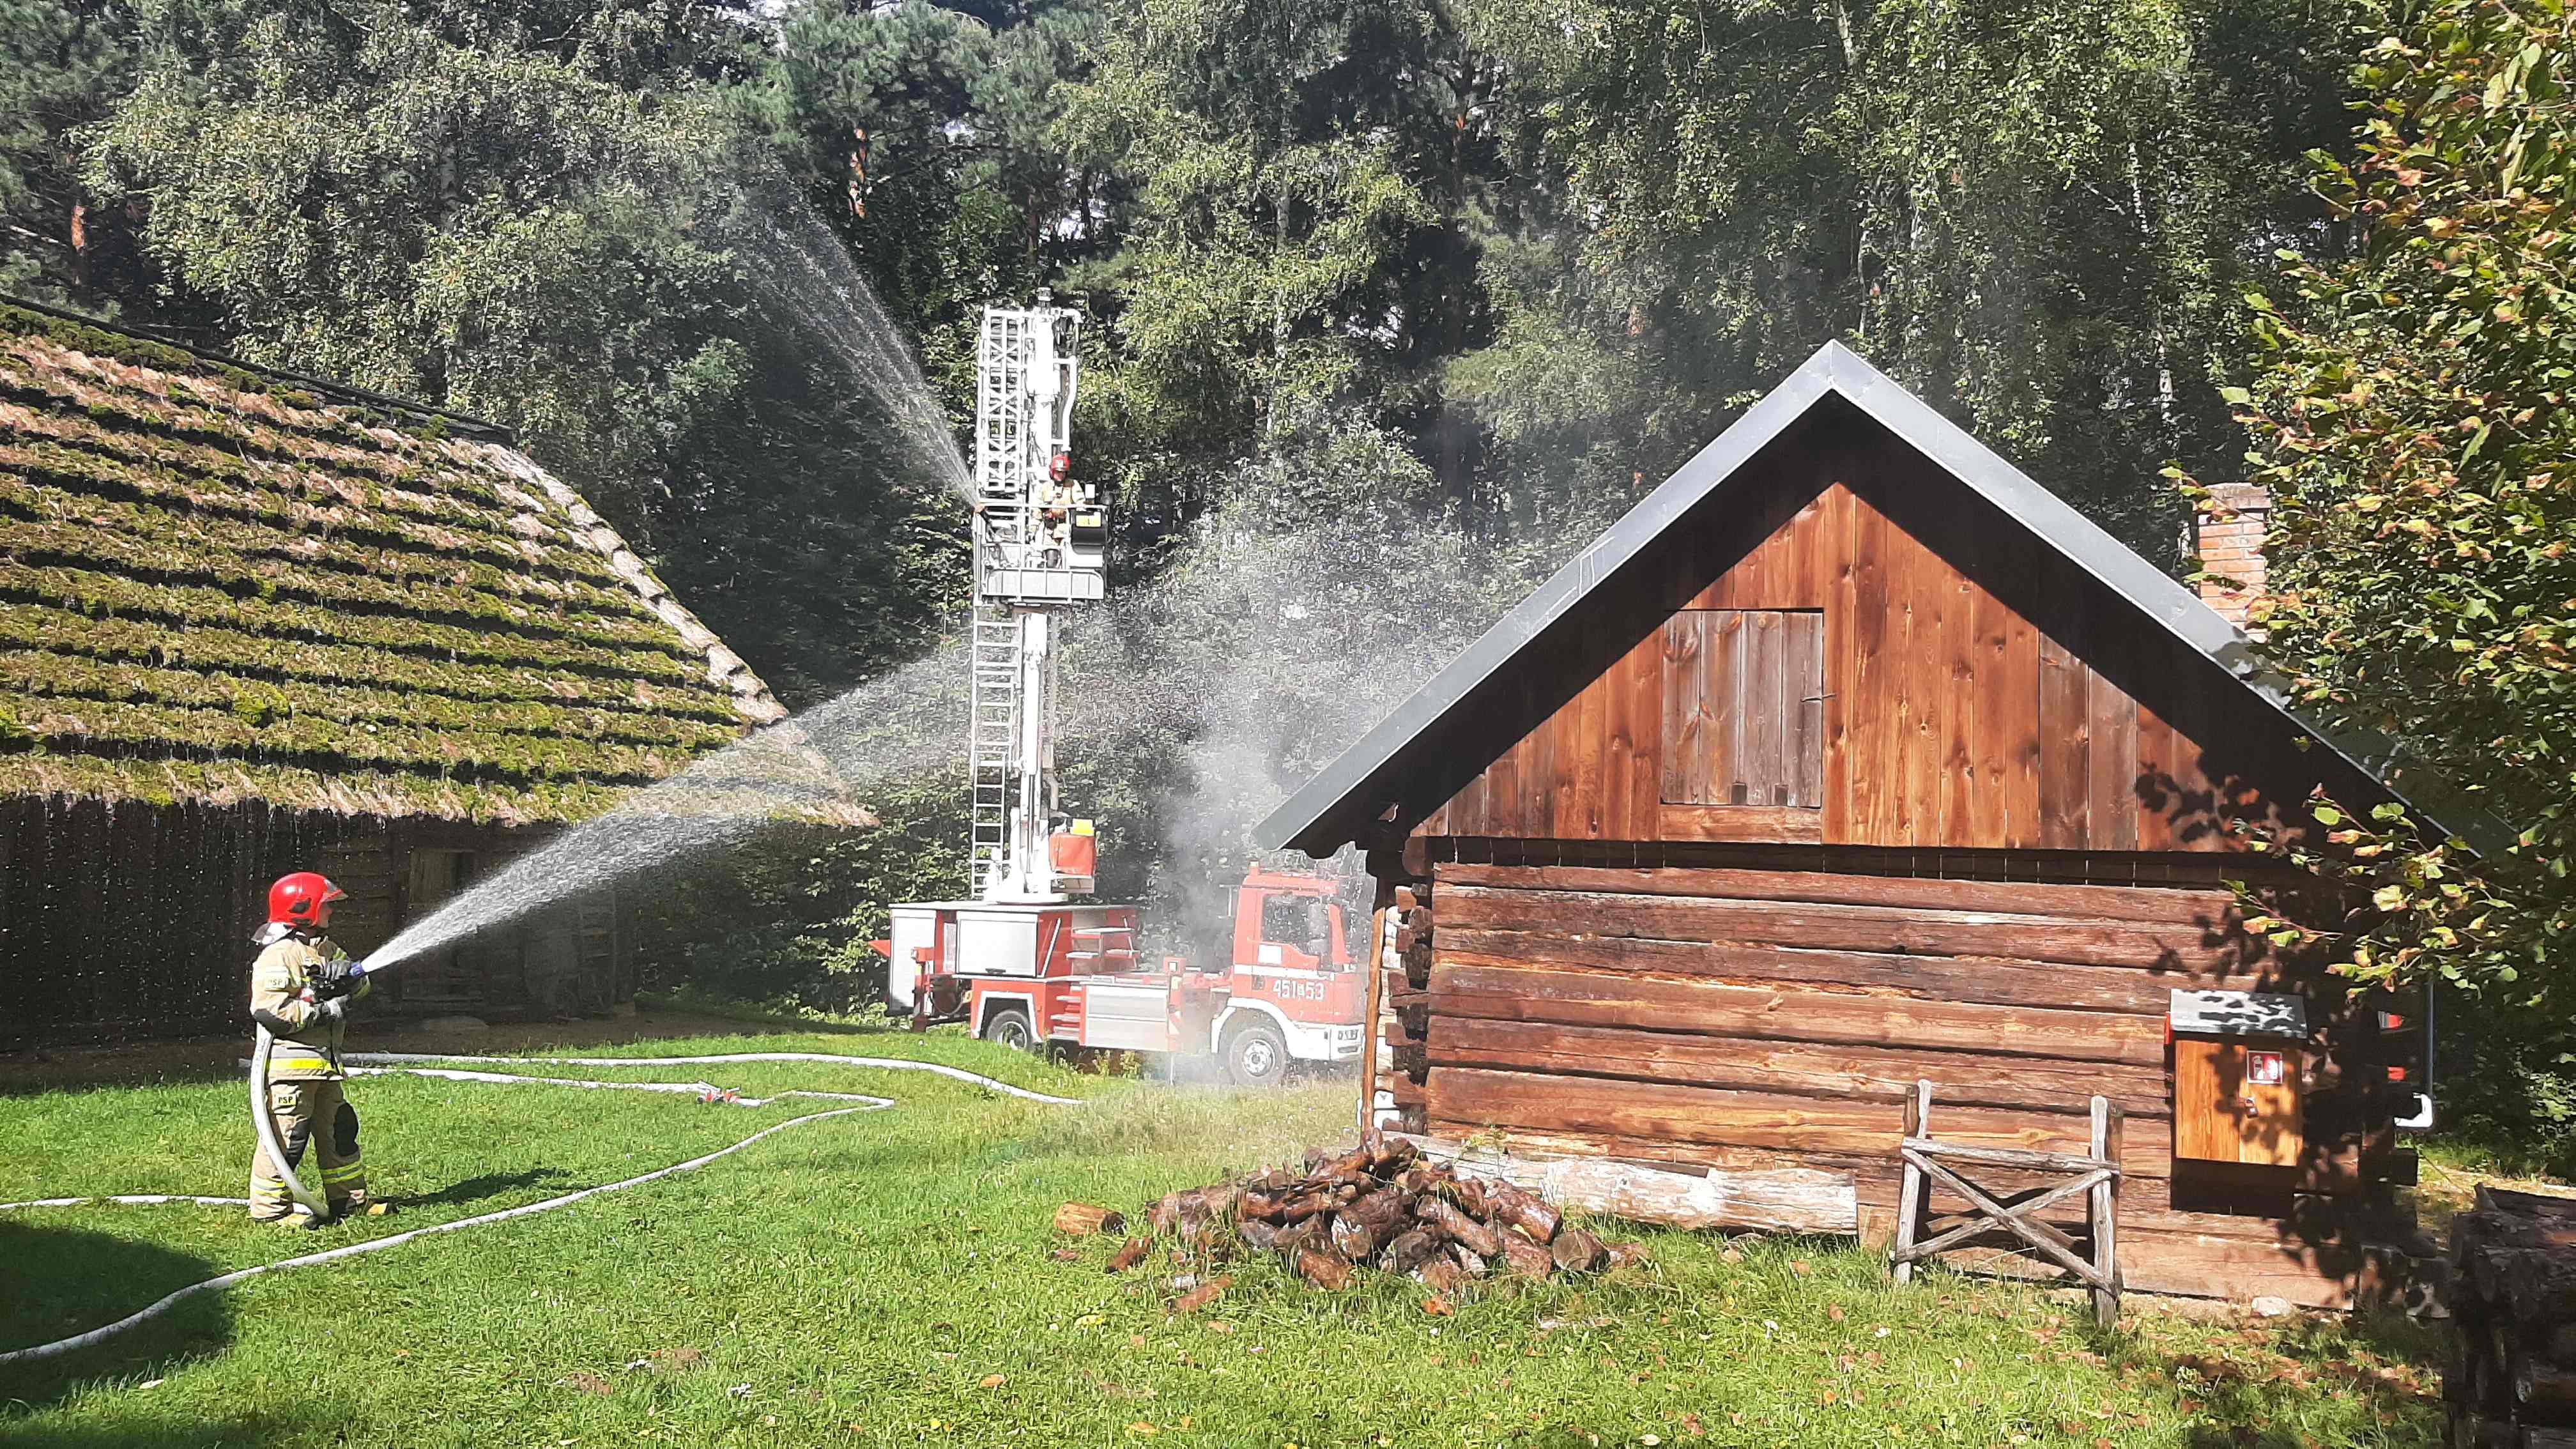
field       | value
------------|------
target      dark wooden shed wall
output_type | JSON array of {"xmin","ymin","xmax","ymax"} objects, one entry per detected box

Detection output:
[
  {"xmin": 0, "ymin": 799, "xmax": 634, "ymax": 1047},
  {"xmin": 1418, "ymin": 417, "xmax": 2389, "ymax": 850}
]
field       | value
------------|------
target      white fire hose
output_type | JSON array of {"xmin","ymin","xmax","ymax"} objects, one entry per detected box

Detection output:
[
  {"xmin": 246, "ymin": 1025, "xmax": 332, "ymax": 1222},
  {"xmin": 4, "ymin": 1051, "xmax": 1078, "ymax": 1366},
  {"xmin": 244, "ymin": 951, "xmax": 382, "ymax": 1223}
]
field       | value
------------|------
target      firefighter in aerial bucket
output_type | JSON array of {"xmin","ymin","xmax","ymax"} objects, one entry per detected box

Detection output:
[{"xmin": 247, "ymin": 871, "xmax": 383, "ymax": 1225}]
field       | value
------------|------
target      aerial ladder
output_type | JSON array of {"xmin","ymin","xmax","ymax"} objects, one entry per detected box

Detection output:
[
  {"xmin": 882, "ymin": 298, "xmax": 1363, "ymax": 1085},
  {"xmin": 965, "ymin": 297, "xmax": 1105, "ymax": 902}
]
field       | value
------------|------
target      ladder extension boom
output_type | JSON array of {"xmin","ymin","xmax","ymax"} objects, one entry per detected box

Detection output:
[{"xmin": 967, "ymin": 300, "xmax": 1103, "ymax": 903}]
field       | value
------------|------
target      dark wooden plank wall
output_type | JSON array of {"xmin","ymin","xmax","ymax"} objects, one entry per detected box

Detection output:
[
  {"xmin": 1422, "ymin": 463, "xmax": 2325, "ymax": 851},
  {"xmin": 0, "ymin": 803, "xmax": 629, "ymax": 1045},
  {"xmin": 1397, "ymin": 855, "xmax": 2410, "ymax": 1303},
  {"xmin": 0, "ymin": 799, "xmax": 344, "ymax": 1045}
]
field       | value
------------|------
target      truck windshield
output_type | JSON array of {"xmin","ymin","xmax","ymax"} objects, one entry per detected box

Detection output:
[{"xmin": 1260, "ymin": 894, "xmax": 1329, "ymax": 960}]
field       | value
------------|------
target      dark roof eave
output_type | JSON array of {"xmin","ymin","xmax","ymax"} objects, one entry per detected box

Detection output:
[{"xmin": 1257, "ymin": 341, "xmax": 2516, "ymax": 861}]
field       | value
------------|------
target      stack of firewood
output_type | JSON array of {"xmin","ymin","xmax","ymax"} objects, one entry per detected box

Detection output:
[
  {"xmin": 1103, "ymin": 1134, "xmax": 1640, "ymax": 1292},
  {"xmin": 2448, "ymin": 1186, "xmax": 2576, "ymax": 1448}
]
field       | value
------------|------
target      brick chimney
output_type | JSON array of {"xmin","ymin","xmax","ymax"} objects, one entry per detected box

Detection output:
[{"xmin": 2190, "ymin": 484, "xmax": 2271, "ymax": 628}]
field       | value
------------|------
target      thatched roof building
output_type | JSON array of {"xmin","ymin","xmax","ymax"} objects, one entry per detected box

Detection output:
[{"xmin": 0, "ymin": 298, "xmax": 788, "ymax": 1041}]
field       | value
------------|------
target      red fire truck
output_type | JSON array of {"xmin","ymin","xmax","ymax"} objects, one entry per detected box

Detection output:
[
  {"xmin": 881, "ymin": 868, "xmax": 1367, "ymax": 1086},
  {"xmin": 881, "ymin": 300, "xmax": 1366, "ymax": 1084}
]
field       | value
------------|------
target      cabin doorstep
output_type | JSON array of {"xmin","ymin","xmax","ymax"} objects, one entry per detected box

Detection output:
[{"xmin": 1259, "ymin": 343, "xmax": 2478, "ymax": 1309}]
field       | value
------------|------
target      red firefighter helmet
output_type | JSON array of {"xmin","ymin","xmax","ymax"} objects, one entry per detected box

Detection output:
[
  {"xmin": 267, "ymin": 872, "xmax": 346, "ymax": 927},
  {"xmin": 1047, "ymin": 451, "xmax": 1072, "ymax": 483}
]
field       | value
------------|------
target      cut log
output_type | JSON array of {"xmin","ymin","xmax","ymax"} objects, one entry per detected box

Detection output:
[
  {"xmin": 1292, "ymin": 1245, "xmax": 1354, "ymax": 1291},
  {"xmin": 1402, "ymin": 1132, "xmax": 1858, "ymax": 1235},
  {"xmin": 1344, "ymin": 1187, "xmax": 1411, "ymax": 1233},
  {"xmin": 1382, "ymin": 1227, "xmax": 1441, "ymax": 1275},
  {"xmin": 1171, "ymin": 1275, "xmax": 1230, "ymax": 1314},
  {"xmin": 1271, "ymin": 1217, "xmax": 1326, "ymax": 1255},
  {"xmin": 1319, "ymin": 1146, "xmax": 1373, "ymax": 1180},
  {"xmin": 1605, "ymin": 1242, "xmax": 1650, "ymax": 1269},
  {"xmin": 1485, "ymin": 1181, "xmax": 1562, "ymax": 1244},
  {"xmin": 1551, "ymin": 1227, "xmax": 1608, "ymax": 1274},
  {"xmin": 1363, "ymin": 1133, "xmax": 1419, "ymax": 1176},
  {"xmin": 1415, "ymin": 1255, "xmax": 1463, "ymax": 1294},
  {"xmin": 1178, "ymin": 1212, "xmax": 1231, "ymax": 1252},
  {"xmin": 1329, "ymin": 1215, "xmax": 1380, "ymax": 1262},
  {"xmin": 1055, "ymin": 1202, "xmax": 1127, "ymax": 1236},
  {"xmin": 1107, "ymin": 1238, "xmax": 1150, "ymax": 1274},
  {"xmin": 1500, "ymin": 1236, "xmax": 1555, "ymax": 1279},
  {"xmin": 1416, "ymin": 1195, "xmax": 1504, "ymax": 1257},
  {"xmin": 1276, "ymin": 1190, "xmax": 1335, "ymax": 1223},
  {"xmin": 1451, "ymin": 1244, "xmax": 1489, "ymax": 1278},
  {"xmin": 1238, "ymin": 1219, "xmax": 1280, "ymax": 1252},
  {"xmin": 2514, "ymin": 1353, "xmax": 2576, "ymax": 1416}
]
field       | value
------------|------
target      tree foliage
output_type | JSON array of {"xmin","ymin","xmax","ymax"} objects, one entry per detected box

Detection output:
[
  {"xmin": 1453, "ymin": 0, "xmax": 2359, "ymax": 545},
  {"xmin": 87, "ymin": 0, "xmax": 761, "ymax": 500},
  {"xmin": 2219, "ymin": 0, "xmax": 2575, "ymax": 1002}
]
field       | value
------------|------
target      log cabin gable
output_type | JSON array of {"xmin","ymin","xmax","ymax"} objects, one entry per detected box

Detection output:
[
  {"xmin": 1414, "ymin": 415, "xmax": 2396, "ymax": 852},
  {"xmin": 1262, "ymin": 341, "xmax": 2490, "ymax": 863}
]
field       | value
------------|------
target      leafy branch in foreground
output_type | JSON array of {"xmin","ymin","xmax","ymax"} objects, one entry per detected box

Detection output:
[{"xmin": 2207, "ymin": 0, "xmax": 2574, "ymax": 1003}]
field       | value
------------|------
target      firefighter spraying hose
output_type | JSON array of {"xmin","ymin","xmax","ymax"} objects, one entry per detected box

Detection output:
[{"xmin": 246, "ymin": 871, "xmax": 384, "ymax": 1226}]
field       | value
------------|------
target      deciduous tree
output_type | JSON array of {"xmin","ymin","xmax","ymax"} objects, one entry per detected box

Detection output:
[{"xmin": 2218, "ymin": 0, "xmax": 2573, "ymax": 1006}]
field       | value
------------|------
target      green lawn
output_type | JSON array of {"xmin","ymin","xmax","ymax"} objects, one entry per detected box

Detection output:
[{"xmin": 1, "ymin": 1023, "xmax": 2446, "ymax": 1447}]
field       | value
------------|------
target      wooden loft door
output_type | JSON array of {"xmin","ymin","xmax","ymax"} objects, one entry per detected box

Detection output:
[{"xmin": 1661, "ymin": 609, "xmax": 1825, "ymax": 808}]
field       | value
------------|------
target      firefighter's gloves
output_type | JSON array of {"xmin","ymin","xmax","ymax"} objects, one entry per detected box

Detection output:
[
  {"xmin": 314, "ymin": 995, "xmax": 348, "ymax": 1024},
  {"xmin": 311, "ymin": 962, "xmax": 366, "ymax": 1002}
]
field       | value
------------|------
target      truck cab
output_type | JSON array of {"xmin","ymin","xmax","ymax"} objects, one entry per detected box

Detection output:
[
  {"xmin": 1211, "ymin": 870, "xmax": 1367, "ymax": 1085},
  {"xmin": 1234, "ymin": 870, "xmax": 1353, "ymax": 972}
]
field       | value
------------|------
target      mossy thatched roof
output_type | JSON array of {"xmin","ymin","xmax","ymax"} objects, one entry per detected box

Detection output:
[{"xmin": 0, "ymin": 300, "xmax": 789, "ymax": 824}]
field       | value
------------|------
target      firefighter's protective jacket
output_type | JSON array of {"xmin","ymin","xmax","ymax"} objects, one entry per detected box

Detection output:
[{"xmin": 250, "ymin": 935, "xmax": 366, "ymax": 1080}]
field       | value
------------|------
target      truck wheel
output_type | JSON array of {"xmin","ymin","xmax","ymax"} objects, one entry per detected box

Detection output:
[
  {"xmin": 980, "ymin": 1006, "xmax": 1036, "ymax": 1054},
  {"xmin": 1223, "ymin": 1020, "xmax": 1291, "ymax": 1088}
]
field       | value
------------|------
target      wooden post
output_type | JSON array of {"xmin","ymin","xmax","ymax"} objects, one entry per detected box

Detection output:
[
  {"xmin": 2090, "ymin": 1094, "xmax": 2122, "ymax": 1324},
  {"xmin": 1892, "ymin": 1078, "xmax": 1931, "ymax": 1284},
  {"xmin": 1360, "ymin": 885, "xmax": 1390, "ymax": 1135}
]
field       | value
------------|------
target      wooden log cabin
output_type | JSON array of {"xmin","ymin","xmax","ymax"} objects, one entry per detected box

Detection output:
[
  {"xmin": 0, "ymin": 298, "xmax": 800, "ymax": 1044},
  {"xmin": 1259, "ymin": 342, "xmax": 2496, "ymax": 1307}
]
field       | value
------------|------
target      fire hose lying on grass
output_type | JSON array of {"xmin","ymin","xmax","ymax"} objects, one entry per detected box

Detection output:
[{"xmin": 0, "ymin": 1052, "xmax": 1082, "ymax": 1367}]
